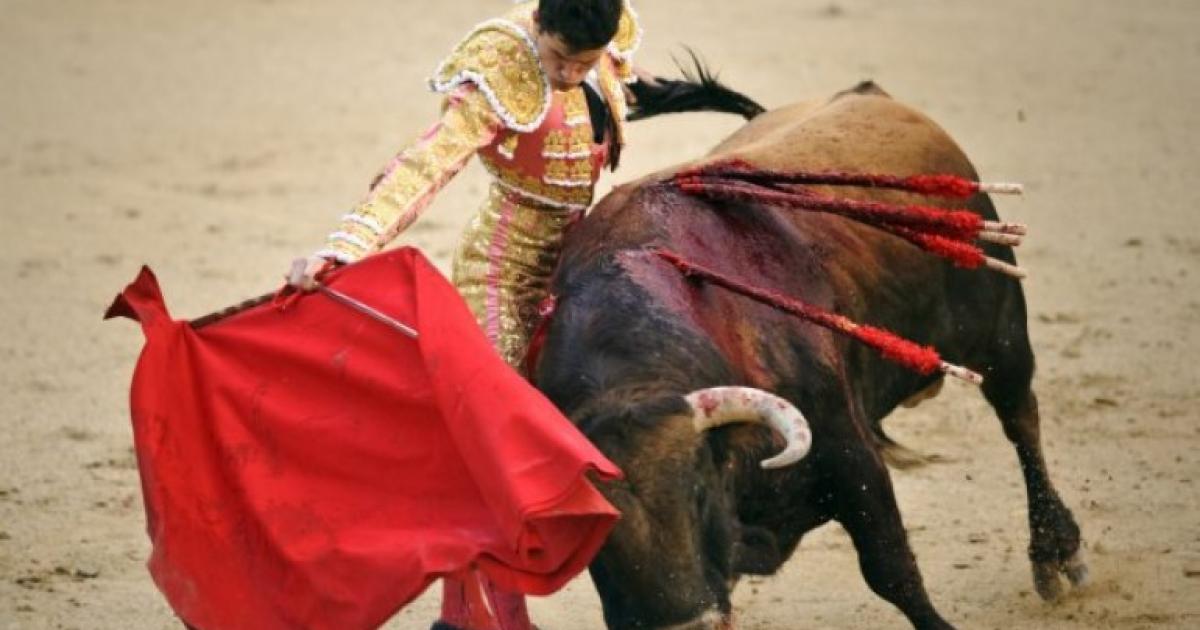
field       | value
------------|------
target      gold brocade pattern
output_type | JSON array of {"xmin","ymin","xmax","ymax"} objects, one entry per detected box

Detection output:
[
  {"xmin": 544, "ymin": 130, "xmax": 568, "ymax": 156},
  {"xmin": 322, "ymin": 88, "xmax": 503, "ymax": 262},
  {"xmin": 498, "ymin": 133, "xmax": 519, "ymax": 159},
  {"xmin": 568, "ymin": 125, "xmax": 592, "ymax": 154},
  {"xmin": 481, "ymin": 158, "xmax": 594, "ymax": 209},
  {"xmin": 430, "ymin": 21, "xmax": 549, "ymax": 131},
  {"xmin": 563, "ymin": 89, "xmax": 588, "ymax": 124},
  {"xmin": 543, "ymin": 125, "xmax": 596, "ymax": 158},
  {"xmin": 608, "ymin": 0, "xmax": 643, "ymax": 84},
  {"xmin": 611, "ymin": 1, "xmax": 642, "ymax": 60},
  {"xmin": 452, "ymin": 185, "xmax": 581, "ymax": 368},
  {"xmin": 569, "ymin": 159, "xmax": 593, "ymax": 183},
  {"xmin": 321, "ymin": 1, "xmax": 642, "ymax": 370},
  {"xmin": 596, "ymin": 59, "xmax": 629, "ymax": 146}
]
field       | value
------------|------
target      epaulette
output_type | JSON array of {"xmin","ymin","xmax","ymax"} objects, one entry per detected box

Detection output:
[
  {"xmin": 429, "ymin": 19, "xmax": 551, "ymax": 133},
  {"xmin": 608, "ymin": 1, "xmax": 643, "ymax": 66}
]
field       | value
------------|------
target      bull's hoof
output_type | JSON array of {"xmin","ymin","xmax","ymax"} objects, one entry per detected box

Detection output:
[
  {"xmin": 1064, "ymin": 548, "xmax": 1090, "ymax": 587},
  {"xmin": 1032, "ymin": 548, "xmax": 1091, "ymax": 601},
  {"xmin": 1032, "ymin": 561, "xmax": 1065, "ymax": 601}
]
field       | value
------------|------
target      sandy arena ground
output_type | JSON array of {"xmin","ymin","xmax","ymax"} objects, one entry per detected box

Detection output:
[{"xmin": 2, "ymin": 1, "xmax": 1198, "ymax": 628}]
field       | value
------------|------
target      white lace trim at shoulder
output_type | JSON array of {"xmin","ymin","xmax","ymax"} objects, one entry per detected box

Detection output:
[
  {"xmin": 607, "ymin": 0, "xmax": 643, "ymax": 64},
  {"xmin": 428, "ymin": 18, "xmax": 552, "ymax": 133}
]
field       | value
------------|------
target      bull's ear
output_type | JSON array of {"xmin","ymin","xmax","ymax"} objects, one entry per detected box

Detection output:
[
  {"xmin": 626, "ymin": 395, "xmax": 691, "ymax": 427},
  {"xmin": 574, "ymin": 393, "xmax": 691, "ymax": 439}
]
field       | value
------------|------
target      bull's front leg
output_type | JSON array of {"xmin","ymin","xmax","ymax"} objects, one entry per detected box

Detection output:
[{"xmin": 824, "ymin": 437, "xmax": 954, "ymax": 630}]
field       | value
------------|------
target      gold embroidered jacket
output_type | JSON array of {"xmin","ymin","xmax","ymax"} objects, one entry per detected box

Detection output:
[{"xmin": 317, "ymin": 0, "xmax": 641, "ymax": 368}]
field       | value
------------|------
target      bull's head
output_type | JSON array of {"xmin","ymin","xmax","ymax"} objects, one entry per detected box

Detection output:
[{"xmin": 582, "ymin": 386, "xmax": 811, "ymax": 629}]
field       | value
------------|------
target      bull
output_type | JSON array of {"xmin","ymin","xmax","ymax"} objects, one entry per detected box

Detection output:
[{"xmin": 531, "ymin": 80, "xmax": 1087, "ymax": 629}]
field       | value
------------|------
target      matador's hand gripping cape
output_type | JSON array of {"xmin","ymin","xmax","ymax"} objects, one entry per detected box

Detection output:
[{"xmin": 105, "ymin": 248, "xmax": 621, "ymax": 630}]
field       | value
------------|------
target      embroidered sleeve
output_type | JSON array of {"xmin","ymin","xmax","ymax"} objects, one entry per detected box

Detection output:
[
  {"xmin": 607, "ymin": 1, "xmax": 643, "ymax": 84},
  {"xmin": 317, "ymin": 86, "xmax": 503, "ymax": 263}
]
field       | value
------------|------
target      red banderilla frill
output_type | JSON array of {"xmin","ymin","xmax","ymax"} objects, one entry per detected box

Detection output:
[
  {"xmin": 677, "ymin": 158, "xmax": 1024, "ymax": 198},
  {"xmin": 672, "ymin": 160, "xmax": 1028, "ymax": 278},
  {"xmin": 653, "ymin": 248, "xmax": 983, "ymax": 385}
]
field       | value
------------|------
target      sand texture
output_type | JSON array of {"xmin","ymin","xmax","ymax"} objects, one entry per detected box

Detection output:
[{"xmin": 2, "ymin": 1, "xmax": 1198, "ymax": 628}]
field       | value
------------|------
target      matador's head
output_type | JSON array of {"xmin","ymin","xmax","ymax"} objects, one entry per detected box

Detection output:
[{"xmin": 533, "ymin": 0, "xmax": 622, "ymax": 91}]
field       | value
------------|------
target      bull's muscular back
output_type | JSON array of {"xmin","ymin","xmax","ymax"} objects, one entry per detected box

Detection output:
[
  {"xmin": 560, "ymin": 83, "xmax": 1012, "ymax": 408},
  {"xmin": 695, "ymin": 85, "xmax": 1008, "ymax": 410},
  {"xmin": 710, "ymin": 82, "xmax": 976, "ymax": 180},
  {"xmin": 698, "ymin": 85, "xmax": 1007, "ymax": 345}
]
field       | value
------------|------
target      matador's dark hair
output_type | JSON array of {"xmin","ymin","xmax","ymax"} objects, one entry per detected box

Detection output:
[{"xmin": 536, "ymin": 0, "xmax": 623, "ymax": 52}]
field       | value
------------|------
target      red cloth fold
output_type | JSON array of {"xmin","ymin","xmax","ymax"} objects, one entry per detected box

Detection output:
[{"xmin": 106, "ymin": 248, "xmax": 620, "ymax": 630}]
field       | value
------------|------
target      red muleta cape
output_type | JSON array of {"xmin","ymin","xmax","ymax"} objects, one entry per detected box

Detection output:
[{"xmin": 105, "ymin": 248, "xmax": 621, "ymax": 630}]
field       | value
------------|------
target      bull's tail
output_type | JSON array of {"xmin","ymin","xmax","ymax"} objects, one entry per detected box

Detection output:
[
  {"xmin": 627, "ymin": 49, "xmax": 766, "ymax": 122},
  {"xmin": 876, "ymin": 431, "xmax": 946, "ymax": 470}
]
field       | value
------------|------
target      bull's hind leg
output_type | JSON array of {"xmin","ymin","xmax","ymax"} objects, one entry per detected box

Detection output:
[{"xmin": 981, "ymin": 335, "xmax": 1087, "ymax": 600}]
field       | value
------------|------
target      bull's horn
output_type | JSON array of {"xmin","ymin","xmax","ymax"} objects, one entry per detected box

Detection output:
[{"xmin": 684, "ymin": 387, "xmax": 812, "ymax": 469}]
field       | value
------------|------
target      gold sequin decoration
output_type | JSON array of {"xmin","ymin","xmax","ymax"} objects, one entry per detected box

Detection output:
[
  {"xmin": 325, "ymin": 88, "xmax": 503, "ymax": 261},
  {"xmin": 568, "ymin": 125, "xmax": 592, "ymax": 156},
  {"xmin": 451, "ymin": 184, "xmax": 581, "ymax": 370},
  {"xmin": 499, "ymin": 133, "xmax": 519, "ymax": 159},
  {"xmin": 480, "ymin": 157, "xmax": 594, "ymax": 208},
  {"xmin": 563, "ymin": 89, "xmax": 588, "ymax": 123},
  {"xmin": 545, "ymin": 159, "xmax": 570, "ymax": 182},
  {"xmin": 544, "ymin": 129, "xmax": 568, "ymax": 156},
  {"xmin": 596, "ymin": 59, "xmax": 629, "ymax": 146},
  {"xmin": 431, "ymin": 24, "xmax": 548, "ymax": 130},
  {"xmin": 568, "ymin": 159, "xmax": 593, "ymax": 184},
  {"xmin": 610, "ymin": 1, "xmax": 642, "ymax": 61}
]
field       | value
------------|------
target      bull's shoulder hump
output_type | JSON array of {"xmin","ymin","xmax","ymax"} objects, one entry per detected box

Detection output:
[
  {"xmin": 708, "ymin": 101, "xmax": 827, "ymax": 155},
  {"xmin": 831, "ymin": 80, "xmax": 891, "ymax": 100},
  {"xmin": 708, "ymin": 94, "xmax": 963, "ymax": 173}
]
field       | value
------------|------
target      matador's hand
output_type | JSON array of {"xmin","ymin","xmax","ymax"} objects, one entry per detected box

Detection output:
[{"xmin": 286, "ymin": 255, "xmax": 336, "ymax": 292}]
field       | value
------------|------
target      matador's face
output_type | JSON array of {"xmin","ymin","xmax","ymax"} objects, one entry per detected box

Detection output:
[{"xmin": 533, "ymin": 27, "xmax": 607, "ymax": 92}]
